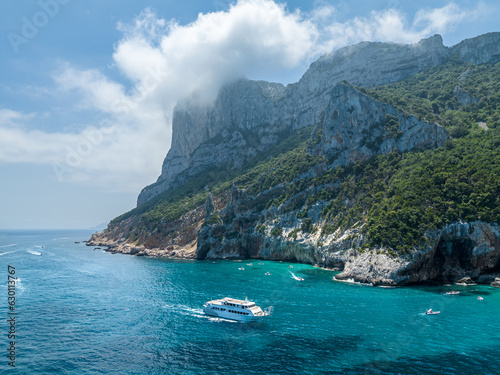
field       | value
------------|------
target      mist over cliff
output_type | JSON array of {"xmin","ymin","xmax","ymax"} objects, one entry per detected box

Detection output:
[{"xmin": 138, "ymin": 33, "xmax": 500, "ymax": 206}]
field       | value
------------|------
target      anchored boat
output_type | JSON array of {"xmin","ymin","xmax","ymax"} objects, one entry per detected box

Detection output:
[
  {"xmin": 425, "ymin": 309, "xmax": 440, "ymax": 315},
  {"xmin": 204, "ymin": 297, "xmax": 272, "ymax": 322}
]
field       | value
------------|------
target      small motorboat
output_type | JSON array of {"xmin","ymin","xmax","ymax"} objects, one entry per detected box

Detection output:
[
  {"xmin": 258, "ymin": 263, "xmax": 264, "ymax": 265},
  {"xmin": 477, "ymin": 296, "xmax": 484, "ymax": 301},
  {"xmin": 445, "ymin": 290, "xmax": 460, "ymax": 295},
  {"xmin": 238, "ymin": 267, "xmax": 245, "ymax": 271},
  {"xmin": 288, "ymin": 265, "xmax": 293, "ymax": 268},
  {"xmin": 425, "ymin": 309, "xmax": 440, "ymax": 315},
  {"xmin": 265, "ymin": 272, "xmax": 271, "ymax": 275},
  {"xmin": 247, "ymin": 263, "xmax": 253, "ymax": 266}
]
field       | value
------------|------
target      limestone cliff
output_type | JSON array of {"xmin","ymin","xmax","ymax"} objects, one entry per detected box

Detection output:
[
  {"xmin": 335, "ymin": 221, "xmax": 500, "ymax": 285},
  {"xmin": 312, "ymin": 84, "xmax": 447, "ymax": 165},
  {"xmin": 92, "ymin": 32, "xmax": 500, "ymax": 287},
  {"xmin": 139, "ymin": 34, "xmax": 456, "ymax": 205},
  {"xmin": 195, "ymin": 83, "xmax": 448, "ymax": 266},
  {"xmin": 139, "ymin": 33, "xmax": 500, "ymax": 205}
]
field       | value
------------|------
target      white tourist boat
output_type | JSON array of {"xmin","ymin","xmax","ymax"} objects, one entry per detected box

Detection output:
[{"xmin": 204, "ymin": 297, "xmax": 272, "ymax": 322}]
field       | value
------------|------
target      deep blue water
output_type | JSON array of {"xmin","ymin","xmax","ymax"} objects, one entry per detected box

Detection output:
[{"xmin": 1, "ymin": 230, "xmax": 500, "ymax": 374}]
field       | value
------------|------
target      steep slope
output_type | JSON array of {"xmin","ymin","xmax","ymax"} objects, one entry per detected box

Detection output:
[
  {"xmin": 138, "ymin": 34, "xmax": 453, "ymax": 205},
  {"xmin": 90, "ymin": 32, "xmax": 500, "ymax": 286},
  {"xmin": 139, "ymin": 33, "xmax": 500, "ymax": 205}
]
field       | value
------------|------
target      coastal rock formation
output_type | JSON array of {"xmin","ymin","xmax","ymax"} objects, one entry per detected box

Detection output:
[
  {"xmin": 194, "ymin": 84, "xmax": 447, "ymax": 263},
  {"xmin": 450, "ymin": 32, "xmax": 500, "ymax": 65},
  {"xmin": 139, "ymin": 33, "xmax": 500, "ymax": 205},
  {"xmin": 336, "ymin": 222, "xmax": 500, "ymax": 285},
  {"xmin": 138, "ymin": 35, "xmax": 454, "ymax": 205},
  {"xmin": 313, "ymin": 84, "xmax": 447, "ymax": 165},
  {"xmin": 92, "ymin": 32, "xmax": 500, "ymax": 287}
]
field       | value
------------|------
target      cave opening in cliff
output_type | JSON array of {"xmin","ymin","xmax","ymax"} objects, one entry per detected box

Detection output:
[{"xmin": 435, "ymin": 238, "xmax": 476, "ymax": 282}]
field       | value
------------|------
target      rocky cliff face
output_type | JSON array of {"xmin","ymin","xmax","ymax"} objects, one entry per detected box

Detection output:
[
  {"xmin": 137, "ymin": 80, "xmax": 287, "ymax": 204},
  {"xmin": 451, "ymin": 32, "xmax": 500, "ymax": 65},
  {"xmin": 139, "ymin": 33, "xmax": 500, "ymax": 205},
  {"xmin": 195, "ymin": 178, "xmax": 500, "ymax": 286},
  {"xmin": 313, "ymin": 84, "xmax": 447, "ymax": 165},
  {"xmin": 335, "ymin": 221, "xmax": 500, "ymax": 285},
  {"xmin": 195, "ymin": 83, "xmax": 448, "ymax": 266},
  {"xmin": 95, "ymin": 32, "xmax": 500, "ymax": 287},
  {"xmin": 296, "ymin": 34, "xmax": 448, "ymax": 94},
  {"xmin": 139, "ymin": 34, "xmax": 476, "ymax": 205}
]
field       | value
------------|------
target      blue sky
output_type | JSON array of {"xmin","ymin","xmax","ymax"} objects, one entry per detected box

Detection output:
[{"xmin": 0, "ymin": 0, "xmax": 499, "ymax": 229}]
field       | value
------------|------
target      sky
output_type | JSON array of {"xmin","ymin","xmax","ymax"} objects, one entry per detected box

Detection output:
[{"xmin": 0, "ymin": 0, "xmax": 498, "ymax": 229}]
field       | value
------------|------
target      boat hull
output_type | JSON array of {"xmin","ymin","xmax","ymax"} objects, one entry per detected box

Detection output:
[{"xmin": 204, "ymin": 306, "xmax": 267, "ymax": 322}]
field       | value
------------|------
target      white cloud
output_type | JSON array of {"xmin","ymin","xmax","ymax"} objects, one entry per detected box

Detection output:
[
  {"xmin": 414, "ymin": 3, "xmax": 467, "ymax": 35},
  {"xmin": 0, "ymin": 0, "xmax": 481, "ymax": 195},
  {"xmin": 320, "ymin": 2, "xmax": 478, "ymax": 50},
  {"xmin": 113, "ymin": 0, "xmax": 317, "ymax": 104},
  {"xmin": 0, "ymin": 108, "xmax": 37, "ymax": 127}
]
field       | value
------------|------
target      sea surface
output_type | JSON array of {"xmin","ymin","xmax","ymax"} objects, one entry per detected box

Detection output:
[{"xmin": 1, "ymin": 230, "xmax": 500, "ymax": 374}]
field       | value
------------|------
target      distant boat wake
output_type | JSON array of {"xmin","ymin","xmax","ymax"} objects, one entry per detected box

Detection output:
[
  {"xmin": 163, "ymin": 303, "xmax": 237, "ymax": 322},
  {"xmin": 27, "ymin": 249, "xmax": 42, "ymax": 256},
  {"xmin": 290, "ymin": 272, "xmax": 304, "ymax": 281},
  {"xmin": 0, "ymin": 250, "xmax": 17, "ymax": 256}
]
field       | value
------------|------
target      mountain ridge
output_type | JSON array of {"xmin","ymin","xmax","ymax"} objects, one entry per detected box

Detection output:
[
  {"xmin": 90, "ymin": 32, "xmax": 500, "ymax": 286},
  {"xmin": 138, "ymin": 32, "xmax": 500, "ymax": 205}
]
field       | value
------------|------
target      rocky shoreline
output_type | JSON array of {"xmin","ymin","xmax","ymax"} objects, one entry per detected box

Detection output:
[
  {"xmin": 88, "ymin": 220, "xmax": 500, "ymax": 289},
  {"xmin": 87, "ymin": 238, "xmax": 196, "ymax": 259},
  {"xmin": 91, "ymin": 33, "xmax": 500, "ymax": 290}
]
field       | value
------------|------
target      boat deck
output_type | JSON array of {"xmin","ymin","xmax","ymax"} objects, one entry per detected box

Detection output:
[{"xmin": 209, "ymin": 297, "xmax": 254, "ymax": 307}]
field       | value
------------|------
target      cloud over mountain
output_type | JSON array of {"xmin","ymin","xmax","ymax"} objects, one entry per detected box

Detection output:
[{"xmin": 0, "ymin": 0, "xmax": 482, "ymax": 193}]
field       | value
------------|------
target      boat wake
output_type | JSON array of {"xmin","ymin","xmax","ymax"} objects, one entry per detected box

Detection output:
[
  {"xmin": 163, "ymin": 304, "xmax": 239, "ymax": 323},
  {"xmin": 27, "ymin": 249, "xmax": 43, "ymax": 256},
  {"xmin": 203, "ymin": 315, "xmax": 239, "ymax": 323},
  {"xmin": 13, "ymin": 278, "xmax": 25, "ymax": 292},
  {"xmin": 290, "ymin": 272, "xmax": 304, "ymax": 281},
  {"xmin": 0, "ymin": 244, "xmax": 17, "ymax": 248},
  {"xmin": 0, "ymin": 250, "xmax": 18, "ymax": 256},
  {"xmin": 333, "ymin": 277, "xmax": 374, "ymax": 287}
]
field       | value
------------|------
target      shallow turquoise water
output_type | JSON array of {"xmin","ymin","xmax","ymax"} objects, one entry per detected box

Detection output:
[{"xmin": 1, "ymin": 230, "xmax": 499, "ymax": 374}]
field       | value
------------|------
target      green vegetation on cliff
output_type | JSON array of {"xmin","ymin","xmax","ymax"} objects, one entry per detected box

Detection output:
[
  {"xmin": 110, "ymin": 56, "xmax": 500, "ymax": 254},
  {"xmin": 359, "ymin": 58, "xmax": 500, "ymax": 133},
  {"xmin": 111, "ymin": 126, "xmax": 316, "ymax": 228},
  {"xmin": 314, "ymin": 129, "xmax": 500, "ymax": 252}
]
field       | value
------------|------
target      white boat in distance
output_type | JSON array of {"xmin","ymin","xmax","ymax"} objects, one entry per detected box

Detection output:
[{"xmin": 204, "ymin": 297, "xmax": 272, "ymax": 322}]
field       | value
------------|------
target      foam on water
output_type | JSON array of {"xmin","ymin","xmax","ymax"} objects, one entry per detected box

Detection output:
[
  {"xmin": 333, "ymin": 276, "xmax": 374, "ymax": 286},
  {"xmin": 27, "ymin": 249, "xmax": 43, "ymax": 256},
  {"xmin": 0, "ymin": 250, "xmax": 18, "ymax": 256}
]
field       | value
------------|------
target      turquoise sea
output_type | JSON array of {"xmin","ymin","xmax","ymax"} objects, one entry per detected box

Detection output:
[{"xmin": 1, "ymin": 230, "xmax": 500, "ymax": 374}]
